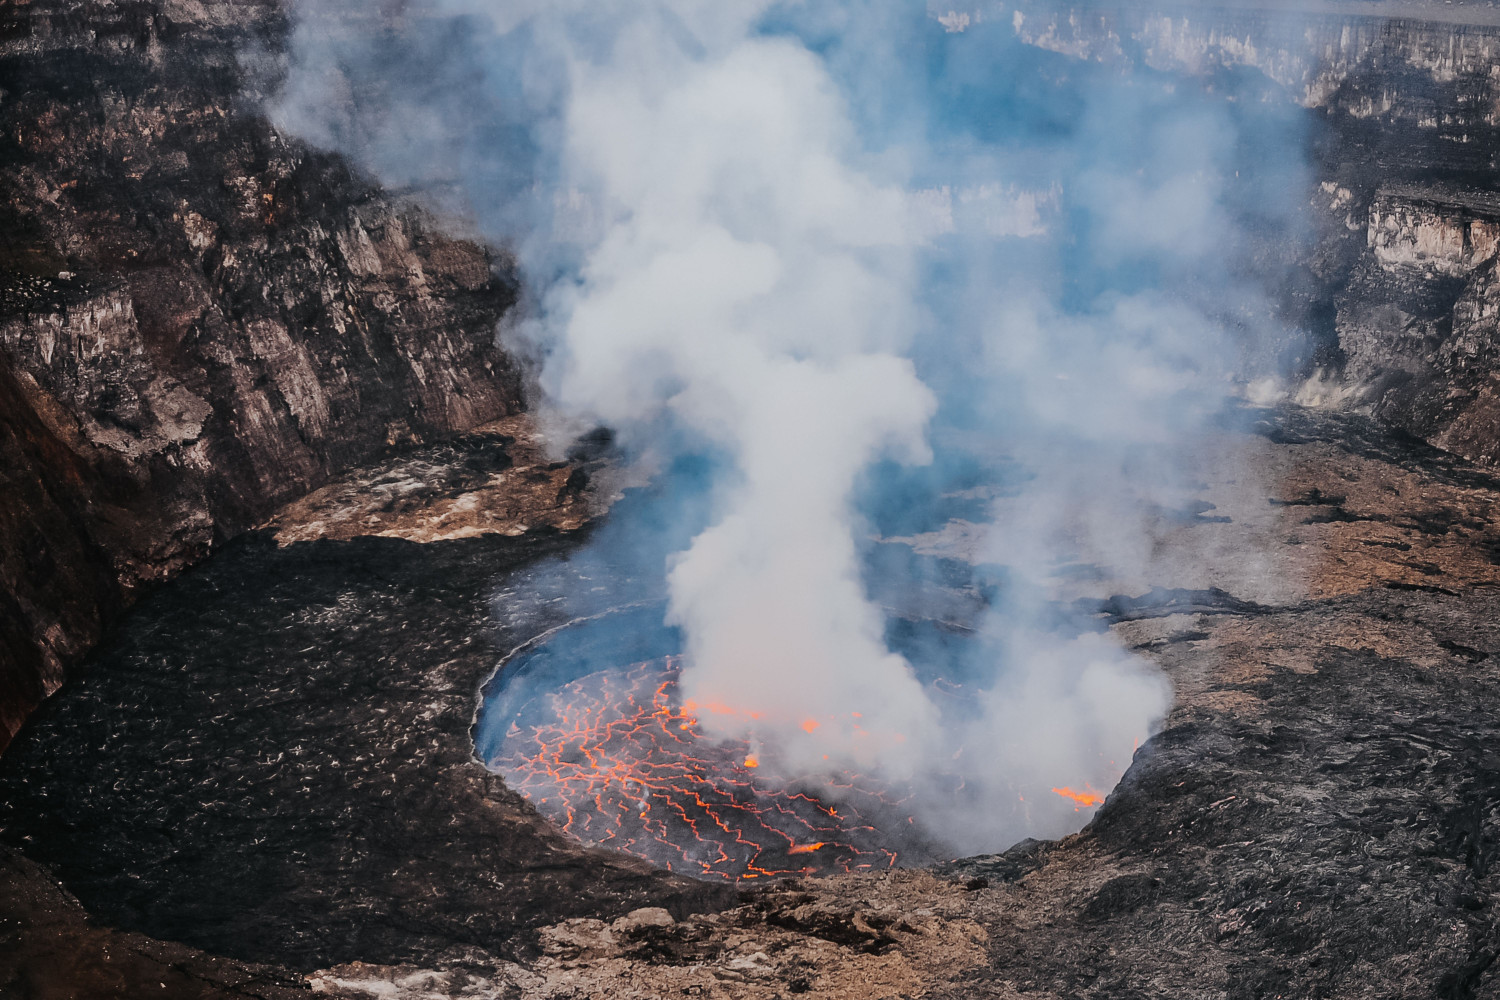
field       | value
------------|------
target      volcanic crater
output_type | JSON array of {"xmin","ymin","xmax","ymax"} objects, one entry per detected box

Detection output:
[
  {"xmin": 12, "ymin": 0, "xmax": 1500, "ymax": 998},
  {"xmin": 8, "ymin": 405, "xmax": 1500, "ymax": 999}
]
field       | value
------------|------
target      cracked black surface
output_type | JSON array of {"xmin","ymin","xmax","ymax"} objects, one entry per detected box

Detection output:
[
  {"xmin": 939, "ymin": 583, "xmax": 1500, "ymax": 999},
  {"xmin": 0, "ymin": 528, "xmax": 731, "ymax": 971}
]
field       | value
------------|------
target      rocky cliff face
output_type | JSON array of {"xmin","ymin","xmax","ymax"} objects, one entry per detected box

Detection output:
[
  {"xmin": 0, "ymin": 0, "xmax": 523, "ymax": 749},
  {"xmin": 981, "ymin": 1, "xmax": 1500, "ymax": 469},
  {"xmin": 1317, "ymin": 183, "xmax": 1500, "ymax": 466},
  {"xmin": 1008, "ymin": 0, "xmax": 1500, "ymax": 145}
]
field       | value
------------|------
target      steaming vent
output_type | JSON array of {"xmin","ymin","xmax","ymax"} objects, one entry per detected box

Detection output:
[
  {"xmin": 477, "ymin": 604, "xmax": 1121, "ymax": 879},
  {"xmin": 276, "ymin": 0, "xmax": 1293, "ymax": 875}
]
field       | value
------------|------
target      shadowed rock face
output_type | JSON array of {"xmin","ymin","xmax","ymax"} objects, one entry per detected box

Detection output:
[
  {"xmin": 0, "ymin": 0, "xmax": 524, "ymax": 749},
  {"xmin": 0, "ymin": 846, "xmax": 332, "ymax": 1000}
]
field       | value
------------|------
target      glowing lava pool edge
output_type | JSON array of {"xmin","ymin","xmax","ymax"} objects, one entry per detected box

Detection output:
[
  {"xmin": 474, "ymin": 604, "xmax": 1122, "ymax": 881},
  {"xmin": 474, "ymin": 605, "xmax": 956, "ymax": 879}
]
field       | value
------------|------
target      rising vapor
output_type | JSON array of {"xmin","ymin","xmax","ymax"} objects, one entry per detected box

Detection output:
[{"xmin": 269, "ymin": 0, "xmax": 1303, "ymax": 853}]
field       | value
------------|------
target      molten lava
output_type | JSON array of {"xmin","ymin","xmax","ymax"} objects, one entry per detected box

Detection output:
[
  {"xmin": 787, "ymin": 841, "xmax": 826, "ymax": 855},
  {"xmin": 488, "ymin": 656, "xmax": 912, "ymax": 879},
  {"xmin": 1052, "ymin": 785, "xmax": 1104, "ymax": 809}
]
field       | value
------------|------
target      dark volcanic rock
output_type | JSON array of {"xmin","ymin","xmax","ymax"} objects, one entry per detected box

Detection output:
[
  {"xmin": 0, "ymin": 0, "xmax": 524, "ymax": 750},
  {"xmin": 0, "ymin": 527, "xmax": 731, "ymax": 970},
  {"xmin": 9, "ymin": 405, "xmax": 1500, "ymax": 999},
  {"xmin": 0, "ymin": 845, "xmax": 338, "ymax": 999},
  {"xmin": 940, "ymin": 587, "xmax": 1500, "ymax": 999},
  {"xmin": 1013, "ymin": 2, "xmax": 1500, "ymax": 471}
]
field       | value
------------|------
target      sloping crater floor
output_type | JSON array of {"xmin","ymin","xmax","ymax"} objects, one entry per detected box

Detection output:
[{"xmin": 6, "ymin": 407, "xmax": 1500, "ymax": 997}]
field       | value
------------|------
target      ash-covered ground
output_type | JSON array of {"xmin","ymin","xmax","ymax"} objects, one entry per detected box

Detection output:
[{"xmin": 6, "ymin": 403, "xmax": 1500, "ymax": 998}]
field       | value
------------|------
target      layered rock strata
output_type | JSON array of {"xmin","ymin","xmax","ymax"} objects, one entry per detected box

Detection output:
[
  {"xmin": 0, "ymin": 0, "xmax": 523, "ymax": 749},
  {"xmin": 1320, "ymin": 183, "xmax": 1500, "ymax": 466},
  {"xmin": 982, "ymin": 0, "xmax": 1500, "ymax": 470}
]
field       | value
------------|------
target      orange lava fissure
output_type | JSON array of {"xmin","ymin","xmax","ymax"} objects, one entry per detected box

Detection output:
[
  {"xmin": 488, "ymin": 657, "xmax": 910, "ymax": 880},
  {"xmin": 1051, "ymin": 785, "xmax": 1104, "ymax": 809}
]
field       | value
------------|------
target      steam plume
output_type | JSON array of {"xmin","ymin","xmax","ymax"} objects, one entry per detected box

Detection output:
[{"xmin": 269, "ymin": 1, "xmax": 1303, "ymax": 851}]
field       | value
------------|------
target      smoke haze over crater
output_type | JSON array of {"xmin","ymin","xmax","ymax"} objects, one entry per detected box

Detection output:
[{"xmin": 269, "ymin": 1, "xmax": 1308, "ymax": 851}]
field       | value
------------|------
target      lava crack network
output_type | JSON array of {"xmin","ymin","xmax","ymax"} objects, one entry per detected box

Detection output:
[{"xmin": 487, "ymin": 656, "xmax": 911, "ymax": 879}]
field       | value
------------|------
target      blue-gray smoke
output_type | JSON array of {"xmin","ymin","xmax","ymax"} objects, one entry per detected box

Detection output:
[{"xmin": 266, "ymin": 1, "xmax": 1308, "ymax": 852}]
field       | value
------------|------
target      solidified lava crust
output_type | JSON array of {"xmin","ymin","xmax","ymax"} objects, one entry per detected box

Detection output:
[
  {"xmin": 484, "ymin": 653, "xmax": 923, "ymax": 880},
  {"xmin": 0, "ymin": 528, "xmax": 734, "ymax": 971},
  {"xmin": 9, "ymin": 407, "xmax": 1500, "ymax": 997}
]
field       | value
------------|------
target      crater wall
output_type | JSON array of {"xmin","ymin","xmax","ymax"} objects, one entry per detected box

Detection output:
[{"xmin": 0, "ymin": 0, "xmax": 524, "ymax": 750}]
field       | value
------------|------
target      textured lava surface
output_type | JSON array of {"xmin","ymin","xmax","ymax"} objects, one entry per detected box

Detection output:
[
  {"xmin": 0, "ymin": 525, "xmax": 731, "ymax": 971},
  {"xmin": 10, "ymin": 407, "xmax": 1500, "ymax": 1000},
  {"xmin": 487, "ymin": 654, "xmax": 929, "ymax": 880}
]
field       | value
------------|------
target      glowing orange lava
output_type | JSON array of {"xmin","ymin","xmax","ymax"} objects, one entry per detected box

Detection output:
[
  {"xmin": 488, "ymin": 656, "xmax": 911, "ymax": 880},
  {"xmin": 787, "ymin": 842, "xmax": 826, "ymax": 855},
  {"xmin": 1052, "ymin": 785, "xmax": 1104, "ymax": 809}
]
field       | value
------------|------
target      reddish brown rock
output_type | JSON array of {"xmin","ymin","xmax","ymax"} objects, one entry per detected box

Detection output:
[{"xmin": 0, "ymin": 0, "xmax": 525, "ymax": 750}]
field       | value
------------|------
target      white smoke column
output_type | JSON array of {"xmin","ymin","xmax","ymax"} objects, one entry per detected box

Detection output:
[
  {"xmin": 260, "ymin": 0, "xmax": 1283, "ymax": 843},
  {"xmin": 541, "ymin": 10, "xmax": 943, "ymax": 774}
]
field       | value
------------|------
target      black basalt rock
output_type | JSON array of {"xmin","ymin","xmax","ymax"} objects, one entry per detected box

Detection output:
[{"xmin": 0, "ymin": 529, "xmax": 734, "ymax": 970}]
